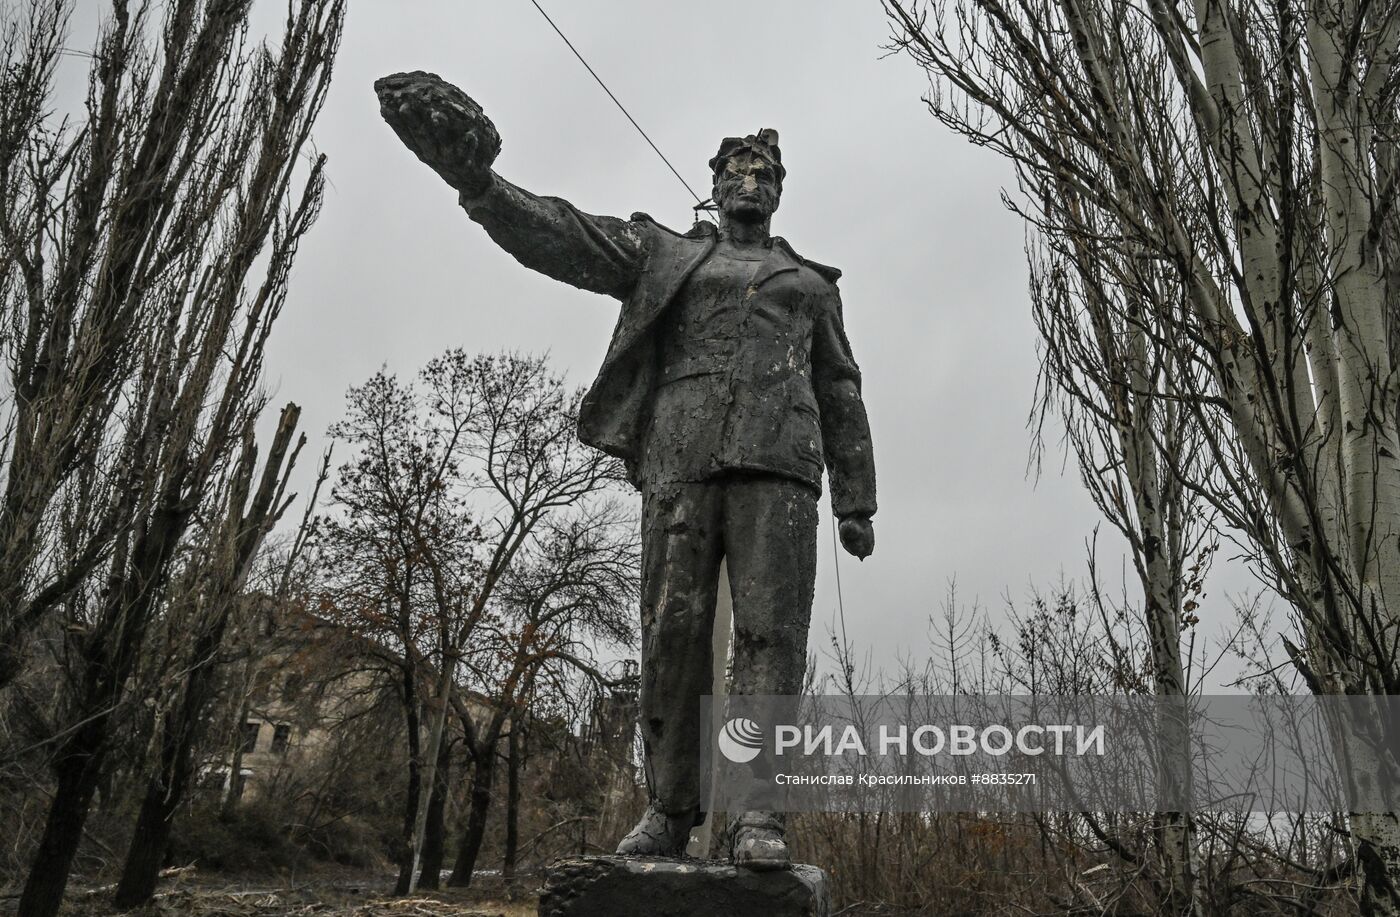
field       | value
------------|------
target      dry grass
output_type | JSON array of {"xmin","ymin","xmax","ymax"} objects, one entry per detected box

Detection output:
[{"xmin": 44, "ymin": 881, "xmax": 538, "ymax": 917}]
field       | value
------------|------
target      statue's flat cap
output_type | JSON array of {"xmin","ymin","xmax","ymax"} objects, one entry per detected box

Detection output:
[{"xmin": 709, "ymin": 129, "xmax": 785, "ymax": 184}]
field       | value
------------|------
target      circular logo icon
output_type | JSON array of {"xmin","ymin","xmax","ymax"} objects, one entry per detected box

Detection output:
[{"xmin": 718, "ymin": 717, "xmax": 764, "ymax": 764}]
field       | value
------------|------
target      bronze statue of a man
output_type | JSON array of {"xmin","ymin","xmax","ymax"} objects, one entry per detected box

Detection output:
[{"xmin": 375, "ymin": 72, "xmax": 877, "ymax": 870}]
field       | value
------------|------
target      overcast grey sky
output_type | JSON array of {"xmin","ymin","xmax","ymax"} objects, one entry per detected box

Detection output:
[{"xmin": 64, "ymin": 1, "xmax": 1259, "ymax": 680}]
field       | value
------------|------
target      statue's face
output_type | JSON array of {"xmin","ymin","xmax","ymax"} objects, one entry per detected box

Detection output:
[{"xmin": 713, "ymin": 150, "xmax": 781, "ymax": 222}]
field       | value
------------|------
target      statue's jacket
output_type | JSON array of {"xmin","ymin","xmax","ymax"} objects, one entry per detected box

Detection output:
[{"xmin": 460, "ymin": 176, "xmax": 876, "ymax": 520}]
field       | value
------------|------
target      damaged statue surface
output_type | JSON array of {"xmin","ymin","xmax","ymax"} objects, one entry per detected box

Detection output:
[{"xmin": 375, "ymin": 72, "xmax": 877, "ymax": 872}]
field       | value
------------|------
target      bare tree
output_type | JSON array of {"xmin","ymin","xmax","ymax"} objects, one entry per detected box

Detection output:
[
  {"xmin": 446, "ymin": 499, "xmax": 639, "ymax": 888},
  {"xmin": 885, "ymin": 0, "xmax": 1400, "ymax": 908},
  {"xmin": 1026, "ymin": 160, "xmax": 1221, "ymax": 912},
  {"xmin": 319, "ymin": 357, "xmax": 483, "ymax": 894},
  {"xmin": 320, "ymin": 351, "xmax": 634, "ymax": 894},
  {"xmin": 111, "ymin": 409, "xmax": 322, "ymax": 909},
  {"xmin": 0, "ymin": 2, "xmax": 345, "ymax": 914}
]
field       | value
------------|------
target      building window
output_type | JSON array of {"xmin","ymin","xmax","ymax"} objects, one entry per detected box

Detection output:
[
  {"xmin": 271, "ymin": 724, "xmax": 291, "ymax": 754},
  {"xmin": 241, "ymin": 721, "xmax": 260, "ymax": 753}
]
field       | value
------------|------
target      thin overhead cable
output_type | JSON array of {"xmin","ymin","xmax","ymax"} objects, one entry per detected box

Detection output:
[{"xmin": 525, "ymin": 0, "xmax": 706, "ymax": 208}]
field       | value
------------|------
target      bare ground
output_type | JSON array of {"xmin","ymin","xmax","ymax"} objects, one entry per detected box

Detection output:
[{"xmin": 2, "ymin": 874, "xmax": 539, "ymax": 917}]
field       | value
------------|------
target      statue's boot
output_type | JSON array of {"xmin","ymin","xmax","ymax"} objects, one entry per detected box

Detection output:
[
  {"xmin": 729, "ymin": 810, "xmax": 790, "ymax": 870},
  {"xmin": 615, "ymin": 804, "xmax": 699, "ymax": 856}
]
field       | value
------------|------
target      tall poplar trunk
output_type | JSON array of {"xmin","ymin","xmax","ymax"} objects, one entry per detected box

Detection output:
[
  {"xmin": 885, "ymin": 0, "xmax": 1400, "ymax": 907},
  {"xmin": 112, "ymin": 686, "xmax": 204, "ymax": 908},
  {"xmin": 20, "ymin": 506, "xmax": 186, "ymax": 917},
  {"xmin": 115, "ymin": 406, "xmax": 304, "ymax": 909},
  {"xmin": 406, "ymin": 660, "xmax": 454, "ymax": 893},
  {"xmin": 503, "ymin": 725, "xmax": 521, "ymax": 879},
  {"xmin": 416, "ymin": 737, "xmax": 452, "ymax": 890},
  {"xmin": 394, "ymin": 670, "xmax": 423, "ymax": 897},
  {"xmin": 447, "ymin": 745, "xmax": 497, "ymax": 887},
  {"xmin": 1307, "ymin": 2, "xmax": 1400, "ymax": 910},
  {"xmin": 221, "ymin": 690, "xmax": 252, "ymax": 819},
  {"xmin": 19, "ymin": 725, "xmax": 108, "ymax": 917}
]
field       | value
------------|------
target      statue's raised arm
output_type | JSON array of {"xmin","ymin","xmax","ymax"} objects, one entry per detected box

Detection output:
[{"xmin": 374, "ymin": 71, "xmax": 644, "ymax": 298}]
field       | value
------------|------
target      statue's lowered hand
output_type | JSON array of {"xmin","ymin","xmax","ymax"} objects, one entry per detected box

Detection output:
[
  {"xmin": 838, "ymin": 516, "xmax": 875, "ymax": 561},
  {"xmin": 374, "ymin": 71, "xmax": 500, "ymax": 196}
]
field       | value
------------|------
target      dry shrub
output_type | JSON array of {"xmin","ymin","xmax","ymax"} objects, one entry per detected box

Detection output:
[{"xmin": 167, "ymin": 803, "xmax": 310, "ymax": 876}]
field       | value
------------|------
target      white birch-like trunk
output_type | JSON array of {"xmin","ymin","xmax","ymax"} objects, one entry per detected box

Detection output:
[
  {"xmin": 1307, "ymin": 0, "xmax": 1400, "ymax": 908},
  {"xmin": 885, "ymin": 0, "xmax": 1400, "ymax": 906},
  {"xmin": 1118, "ymin": 293, "xmax": 1202, "ymax": 916},
  {"xmin": 407, "ymin": 663, "xmax": 454, "ymax": 894}
]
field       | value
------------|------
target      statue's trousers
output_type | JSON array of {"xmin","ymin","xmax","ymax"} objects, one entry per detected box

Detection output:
[{"xmin": 637, "ymin": 473, "xmax": 818, "ymax": 815}]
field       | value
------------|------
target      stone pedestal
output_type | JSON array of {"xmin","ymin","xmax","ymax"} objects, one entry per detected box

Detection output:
[{"xmin": 537, "ymin": 855, "xmax": 830, "ymax": 917}]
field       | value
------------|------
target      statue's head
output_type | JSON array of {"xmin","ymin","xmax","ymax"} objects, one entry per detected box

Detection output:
[{"xmin": 709, "ymin": 129, "xmax": 783, "ymax": 224}]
